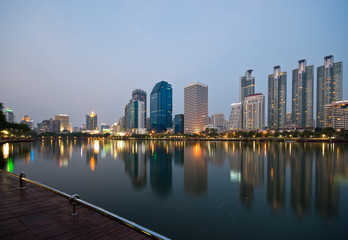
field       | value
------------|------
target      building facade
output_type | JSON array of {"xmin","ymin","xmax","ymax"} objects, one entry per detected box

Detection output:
[
  {"xmin": 240, "ymin": 69, "xmax": 255, "ymax": 103},
  {"xmin": 55, "ymin": 114, "xmax": 71, "ymax": 133},
  {"xmin": 132, "ymin": 89, "xmax": 147, "ymax": 128},
  {"xmin": 150, "ymin": 81, "xmax": 173, "ymax": 132},
  {"xmin": 127, "ymin": 100, "xmax": 146, "ymax": 134},
  {"xmin": 317, "ymin": 55, "xmax": 343, "ymax": 128},
  {"xmin": 228, "ymin": 103, "xmax": 242, "ymax": 130},
  {"xmin": 268, "ymin": 66, "xmax": 287, "ymax": 129},
  {"xmin": 292, "ymin": 59, "xmax": 314, "ymax": 128},
  {"xmin": 174, "ymin": 114, "xmax": 184, "ymax": 134},
  {"xmin": 86, "ymin": 111, "xmax": 98, "ymax": 130},
  {"xmin": 243, "ymin": 93, "xmax": 265, "ymax": 130},
  {"xmin": 20, "ymin": 115, "xmax": 34, "ymax": 130},
  {"xmin": 184, "ymin": 82, "xmax": 208, "ymax": 134},
  {"xmin": 212, "ymin": 113, "xmax": 225, "ymax": 132},
  {"xmin": 5, "ymin": 108, "xmax": 15, "ymax": 123},
  {"xmin": 323, "ymin": 100, "xmax": 348, "ymax": 130}
]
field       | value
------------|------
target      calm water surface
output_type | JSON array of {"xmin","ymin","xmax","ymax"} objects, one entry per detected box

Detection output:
[{"xmin": 1, "ymin": 140, "xmax": 348, "ymax": 239}]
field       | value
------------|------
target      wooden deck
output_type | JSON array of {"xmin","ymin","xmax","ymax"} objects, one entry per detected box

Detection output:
[{"xmin": 0, "ymin": 173, "xmax": 155, "ymax": 240}]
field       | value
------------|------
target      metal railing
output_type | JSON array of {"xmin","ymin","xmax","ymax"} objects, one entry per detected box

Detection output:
[{"xmin": 0, "ymin": 169, "xmax": 170, "ymax": 240}]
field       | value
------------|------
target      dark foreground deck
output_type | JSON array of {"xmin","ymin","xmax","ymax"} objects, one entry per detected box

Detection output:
[{"xmin": 0, "ymin": 172, "xmax": 163, "ymax": 240}]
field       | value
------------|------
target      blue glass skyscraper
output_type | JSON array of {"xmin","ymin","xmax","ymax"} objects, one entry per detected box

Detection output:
[{"xmin": 150, "ymin": 81, "xmax": 173, "ymax": 132}]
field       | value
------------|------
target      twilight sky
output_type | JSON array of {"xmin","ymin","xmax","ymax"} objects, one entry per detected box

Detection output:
[{"xmin": 1, "ymin": 0, "xmax": 347, "ymax": 128}]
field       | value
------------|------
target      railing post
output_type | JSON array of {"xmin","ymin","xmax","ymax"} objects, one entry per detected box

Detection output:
[
  {"xmin": 69, "ymin": 194, "xmax": 80, "ymax": 216},
  {"xmin": 19, "ymin": 172, "xmax": 26, "ymax": 189}
]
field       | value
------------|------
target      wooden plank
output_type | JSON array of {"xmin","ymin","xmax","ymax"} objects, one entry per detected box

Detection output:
[{"xmin": 0, "ymin": 173, "xmax": 155, "ymax": 240}]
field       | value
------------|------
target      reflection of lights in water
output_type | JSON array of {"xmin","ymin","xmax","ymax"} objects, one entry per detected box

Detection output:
[
  {"xmin": 3, "ymin": 143, "xmax": 9, "ymax": 159},
  {"xmin": 60, "ymin": 144, "xmax": 64, "ymax": 155},
  {"xmin": 90, "ymin": 156, "xmax": 95, "ymax": 171},
  {"xmin": 93, "ymin": 140, "xmax": 100, "ymax": 154},
  {"xmin": 289, "ymin": 143, "xmax": 292, "ymax": 155},
  {"xmin": 31, "ymin": 150, "xmax": 34, "ymax": 163},
  {"xmin": 322, "ymin": 143, "xmax": 325, "ymax": 156},
  {"xmin": 7, "ymin": 158, "xmax": 14, "ymax": 173},
  {"xmin": 271, "ymin": 168, "xmax": 274, "ymax": 180},
  {"xmin": 230, "ymin": 170, "xmax": 241, "ymax": 183},
  {"xmin": 193, "ymin": 143, "xmax": 201, "ymax": 157}
]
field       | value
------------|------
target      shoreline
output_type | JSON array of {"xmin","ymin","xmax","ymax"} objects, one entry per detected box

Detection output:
[{"xmin": 1, "ymin": 136, "xmax": 348, "ymax": 144}]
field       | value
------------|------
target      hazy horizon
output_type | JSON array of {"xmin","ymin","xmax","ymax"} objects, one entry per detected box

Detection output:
[{"xmin": 1, "ymin": 0, "xmax": 347, "ymax": 128}]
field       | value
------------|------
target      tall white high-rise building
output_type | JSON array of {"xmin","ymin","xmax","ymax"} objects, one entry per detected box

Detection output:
[
  {"xmin": 240, "ymin": 69, "xmax": 255, "ymax": 103},
  {"xmin": 243, "ymin": 93, "xmax": 265, "ymax": 130},
  {"xmin": 268, "ymin": 66, "xmax": 287, "ymax": 129},
  {"xmin": 184, "ymin": 82, "xmax": 208, "ymax": 134},
  {"xmin": 228, "ymin": 103, "xmax": 242, "ymax": 130},
  {"xmin": 292, "ymin": 59, "xmax": 314, "ymax": 128},
  {"xmin": 317, "ymin": 55, "xmax": 343, "ymax": 128}
]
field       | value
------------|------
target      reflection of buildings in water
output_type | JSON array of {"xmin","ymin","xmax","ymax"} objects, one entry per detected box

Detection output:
[
  {"xmin": 315, "ymin": 143, "xmax": 341, "ymax": 219},
  {"xmin": 228, "ymin": 142, "xmax": 242, "ymax": 183},
  {"xmin": 239, "ymin": 142, "xmax": 264, "ymax": 209},
  {"xmin": 207, "ymin": 142, "xmax": 226, "ymax": 166},
  {"xmin": 174, "ymin": 141, "xmax": 185, "ymax": 165},
  {"xmin": 38, "ymin": 140, "xmax": 72, "ymax": 167},
  {"xmin": 184, "ymin": 143, "xmax": 207, "ymax": 196},
  {"xmin": 267, "ymin": 144, "xmax": 285, "ymax": 212},
  {"xmin": 150, "ymin": 142, "xmax": 172, "ymax": 197},
  {"xmin": 290, "ymin": 144, "xmax": 312, "ymax": 217},
  {"xmin": 124, "ymin": 141, "xmax": 147, "ymax": 188},
  {"xmin": 228, "ymin": 142, "xmax": 264, "ymax": 209}
]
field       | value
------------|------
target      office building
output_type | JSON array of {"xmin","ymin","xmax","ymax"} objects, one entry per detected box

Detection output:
[
  {"xmin": 86, "ymin": 111, "xmax": 98, "ymax": 130},
  {"xmin": 55, "ymin": 114, "xmax": 71, "ymax": 133},
  {"xmin": 150, "ymin": 81, "xmax": 173, "ymax": 132},
  {"xmin": 243, "ymin": 93, "xmax": 265, "ymax": 130},
  {"xmin": 240, "ymin": 69, "xmax": 255, "ymax": 102},
  {"xmin": 292, "ymin": 59, "xmax": 314, "ymax": 128},
  {"xmin": 5, "ymin": 108, "xmax": 15, "ymax": 123},
  {"xmin": 20, "ymin": 115, "xmax": 34, "ymax": 130},
  {"xmin": 184, "ymin": 82, "xmax": 208, "ymax": 134},
  {"xmin": 132, "ymin": 89, "xmax": 147, "ymax": 128},
  {"xmin": 228, "ymin": 103, "xmax": 242, "ymax": 130},
  {"xmin": 212, "ymin": 113, "xmax": 225, "ymax": 132},
  {"xmin": 317, "ymin": 55, "xmax": 343, "ymax": 128},
  {"xmin": 126, "ymin": 100, "xmax": 146, "ymax": 134},
  {"xmin": 323, "ymin": 100, "xmax": 348, "ymax": 130},
  {"xmin": 268, "ymin": 66, "xmax": 287, "ymax": 129},
  {"xmin": 174, "ymin": 114, "xmax": 184, "ymax": 134}
]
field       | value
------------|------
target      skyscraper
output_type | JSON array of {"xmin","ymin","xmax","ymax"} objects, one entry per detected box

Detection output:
[
  {"xmin": 86, "ymin": 111, "xmax": 98, "ymax": 130},
  {"xmin": 228, "ymin": 103, "xmax": 242, "ymax": 130},
  {"xmin": 184, "ymin": 82, "xmax": 208, "ymax": 134},
  {"xmin": 240, "ymin": 69, "xmax": 255, "ymax": 102},
  {"xmin": 132, "ymin": 89, "xmax": 147, "ymax": 128},
  {"xmin": 292, "ymin": 59, "xmax": 314, "ymax": 128},
  {"xmin": 268, "ymin": 66, "xmax": 287, "ymax": 129},
  {"xmin": 150, "ymin": 81, "xmax": 172, "ymax": 132},
  {"xmin": 212, "ymin": 113, "xmax": 225, "ymax": 132},
  {"xmin": 5, "ymin": 108, "xmax": 15, "ymax": 123},
  {"xmin": 20, "ymin": 115, "xmax": 34, "ymax": 130},
  {"xmin": 174, "ymin": 114, "xmax": 184, "ymax": 134},
  {"xmin": 126, "ymin": 100, "xmax": 146, "ymax": 134},
  {"xmin": 317, "ymin": 55, "xmax": 343, "ymax": 128},
  {"xmin": 243, "ymin": 93, "xmax": 265, "ymax": 130},
  {"xmin": 55, "ymin": 114, "xmax": 71, "ymax": 132}
]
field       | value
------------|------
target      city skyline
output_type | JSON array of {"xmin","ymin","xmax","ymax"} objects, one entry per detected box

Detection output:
[{"xmin": 1, "ymin": 0, "xmax": 347, "ymax": 127}]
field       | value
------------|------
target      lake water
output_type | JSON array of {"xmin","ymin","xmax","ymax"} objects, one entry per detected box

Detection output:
[{"xmin": 1, "ymin": 140, "xmax": 348, "ymax": 239}]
